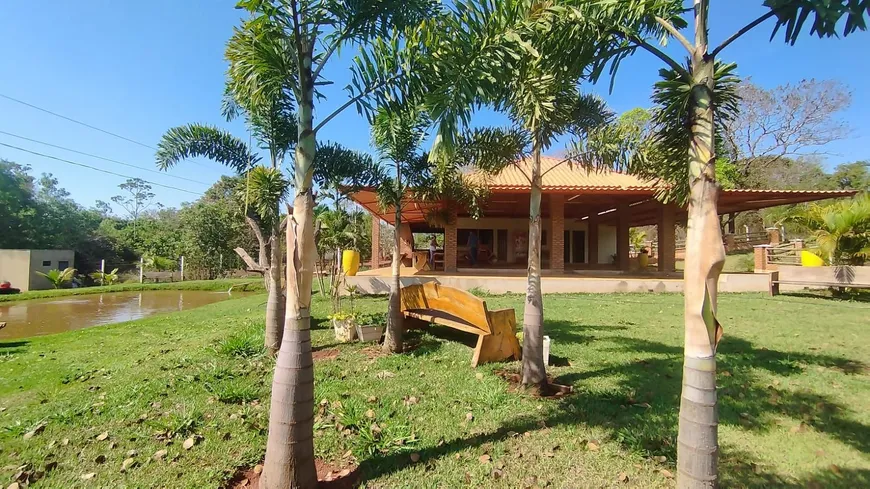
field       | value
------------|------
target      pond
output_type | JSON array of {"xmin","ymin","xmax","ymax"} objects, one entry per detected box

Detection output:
[{"xmin": 0, "ymin": 290, "xmax": 246, "ymax": 340}]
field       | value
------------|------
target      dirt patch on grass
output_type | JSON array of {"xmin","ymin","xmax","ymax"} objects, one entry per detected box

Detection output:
[
  {"xmin": 228, "ymin": 460, "xmax": 359, "ymax": 489},
  {"xmin": 494, "ymin": 369, "xmax": 574, "ymax": 399},
  {"xmin": 361, "ymin": 345, "xmax": 387, "ymax": 360},
  {"xmin": 312, "ymin": 349, "xmax": 340, "ymax": 361}
]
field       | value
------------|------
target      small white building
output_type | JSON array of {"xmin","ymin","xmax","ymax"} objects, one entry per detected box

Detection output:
[{"xmin": 0, "ymin": 249, "xmax": 75, "ymax": 291}]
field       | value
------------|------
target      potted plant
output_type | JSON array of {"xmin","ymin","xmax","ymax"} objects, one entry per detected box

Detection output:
[
  {"xmin": 355, "ymin": 312, "xmax": 386, "ymax": 343},
  {"xmin": 328, "ymin": 312, "xmax": 358, "ymax": 342},
  {"xmin": 638, "ymin": 246, "xmax": 650, "ymax": 268}
]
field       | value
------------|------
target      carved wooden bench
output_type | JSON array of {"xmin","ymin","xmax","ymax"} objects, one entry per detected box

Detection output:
[{"xmin": 400, "ymin": 282, "xmax": 521, "ymax": 367}]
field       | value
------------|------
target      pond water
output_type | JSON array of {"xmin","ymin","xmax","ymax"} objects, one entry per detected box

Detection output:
[{"xmin": 0, "ymin": 290, "xmax": 246, "ymax": 340}]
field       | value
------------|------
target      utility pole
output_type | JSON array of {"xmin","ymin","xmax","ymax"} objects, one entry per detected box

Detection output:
[
  {"xmin": 180, "ymin": 256, "xmax": 185, "ymax": 282},
  {"xmin": 100, "ymin": 259, "xmax": 105, "ymax": 286},
  {"xmin": 139, "ymin": 257, "xmax": 144, "ymax": 283}
]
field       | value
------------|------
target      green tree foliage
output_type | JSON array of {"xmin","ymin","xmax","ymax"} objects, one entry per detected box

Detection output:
[
  {"xmin": 831, "ymin": 161, "xmax": 870, "ymax": 191},
  {"xmin": 782, "ymin": 194, "xmax": 870, "ymax": 265}
]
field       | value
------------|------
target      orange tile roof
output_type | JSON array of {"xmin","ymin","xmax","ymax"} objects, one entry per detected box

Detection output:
[{"xmin": 474, "ymin": 155, "xmax": 654, "ymax": 191}]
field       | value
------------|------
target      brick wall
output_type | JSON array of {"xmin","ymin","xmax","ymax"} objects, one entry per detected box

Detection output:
[
  {"xmin": 444, "ymin": 210, "xmax": 458, "ymax": 272},
  {"xmin": 550, "ymin": 194, "xmax": 565, "ymax": 272}
]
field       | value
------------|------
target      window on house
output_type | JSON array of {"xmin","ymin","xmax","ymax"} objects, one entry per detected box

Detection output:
[
  {"xmin": 58, "ymin": 260, "xmax": 70, "ymax": 269},
  {"xmin": 42, "ymin": 260, "xmax": 52, "ymax": 266}
]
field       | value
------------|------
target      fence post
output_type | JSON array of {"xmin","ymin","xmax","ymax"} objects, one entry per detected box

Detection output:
[
  {"xmin": 139, "ymin": 257, "xmax": 144, "ymax": 283},
  {"xmin": 180, "ymin": 256, "xmax": 185, "ymax": 282},
  {"xmin": 100, "ymin": 259, "xmax": 105, "ymax": 286}
]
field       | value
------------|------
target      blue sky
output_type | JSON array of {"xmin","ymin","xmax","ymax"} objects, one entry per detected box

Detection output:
[{"xmin": 1, "ymin": 1, "xmax": 868, "ymax": 212}]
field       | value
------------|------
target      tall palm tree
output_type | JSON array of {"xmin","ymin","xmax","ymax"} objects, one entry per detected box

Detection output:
[
  {"xmin": 156, "ymin": 124, "xmax": 290, "ymax": 355},
  {"xmin": 569, "ymin": 1, "xmax": 869, "ymax": 487},
  {"xmin": 230, "ymin": 2, "xmax": 439, "ymax": 486},
  {"xmin": 371, "ymin": 106, "xmax": 429, "ymax": 353}
]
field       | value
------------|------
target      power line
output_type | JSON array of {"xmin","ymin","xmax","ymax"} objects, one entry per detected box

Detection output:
[
  {"xmin": 0, "ymin": 93, "xmax": 157, "ymax": 150},
  {"xmin": 0, "ymin": 92, "xmax": 213, "ymax": 169},
  {"xmin": 0, "ymin": 130, "xmax": 210, "ymax": 186},
  {"xmin": 0, "ymin": 142, "xmax": 202, "ymax": 196}
]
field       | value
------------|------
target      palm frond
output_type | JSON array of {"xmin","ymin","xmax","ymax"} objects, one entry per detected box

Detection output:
[
  {"xmin": 156, "ymin": 124, "xmax": 259, "ymax": 173},
  {"xmin": 240, "ymin": 166, "xmax": 290, "ymax": 229}
]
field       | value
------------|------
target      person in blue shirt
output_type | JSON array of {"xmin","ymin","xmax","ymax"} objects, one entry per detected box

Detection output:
[{"xmin": 467, "ymin": 231, "xmax": 479, "ymax": 266}]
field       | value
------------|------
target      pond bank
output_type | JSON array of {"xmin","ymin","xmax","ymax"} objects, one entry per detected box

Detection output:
[{"xmin": 0, "ymin": 279, "xmax": 264, "ymax": 303}]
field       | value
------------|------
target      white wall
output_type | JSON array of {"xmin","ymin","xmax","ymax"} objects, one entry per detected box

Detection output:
[
  {"xmin": 598, "ymin": 225, "xmax": 617, "ymax": 265},
  {"xmin": 0, "ymin": 250, "xmax": 32, "ymax": 291}
]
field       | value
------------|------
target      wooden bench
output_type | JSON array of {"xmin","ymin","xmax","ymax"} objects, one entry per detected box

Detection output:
[
  {"xmin": 769, "ymin": 270, "xmax": 870, "ymax": 296},
  {"xmin": 142, "ymin": 271, "xmax": 176, "ymax": 283},
  {"xmin": 400, "ymin": 282, "xmax": 521, "ymax": 367}
]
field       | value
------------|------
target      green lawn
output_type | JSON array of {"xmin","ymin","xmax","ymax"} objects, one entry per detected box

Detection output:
[
  {"xmin": 0, "ymin": 279, "xmax": 265, "ymax": 303},
  {"xmin": 1, "ymin": 291, "xmax": 868, "ymax": 488}
]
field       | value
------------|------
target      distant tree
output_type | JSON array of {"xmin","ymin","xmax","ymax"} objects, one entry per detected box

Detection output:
[
  {"xmin": 111, "ymin": 178, "xmax": 161, "ymax": 240},
  {"xmin": 722, "ymin": 79, "xmax": 852, "ymax": 182},
  {"xmin": 831, "ymin": 160, "xmax": 870, "ymax": 191},
  {"xmin": 94, "ymin": 200, "xmax": 113, "ymax": 217},
  {"xmin": 0, "ymin": 160, "xmax": 39, "ymax": 248}
]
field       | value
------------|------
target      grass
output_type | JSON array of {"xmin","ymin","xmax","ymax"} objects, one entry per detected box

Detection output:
[
  {"xmin": 1, "ymin": 290, "xmax": 868, "ymax": 488},
  {"xmin": 0, "ymin": 279, "xmax": 265, "ymax": 303}
]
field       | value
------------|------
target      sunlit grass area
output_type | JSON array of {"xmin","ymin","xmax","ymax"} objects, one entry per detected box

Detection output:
[{"xmin": 1, "ymin": 290, "xmax": 868, "ymax": 487}]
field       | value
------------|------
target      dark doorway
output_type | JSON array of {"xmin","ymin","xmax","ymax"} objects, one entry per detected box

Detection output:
[
  {"xmin": 497, "ymin": 229, "xmax": 508, "ymax": 262},
  {"xmin": 571, "ymin": 231, "xmax": 586, "ymax": 264}
]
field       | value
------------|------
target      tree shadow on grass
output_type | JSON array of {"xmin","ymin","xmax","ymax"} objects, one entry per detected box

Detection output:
[
  {"xmin": 355, "ymin": 334, "xmax": 870, "ymax": 484},
  {"xmin": 0, "ymin": 340, "xmax": 29, "ymax": 354}
]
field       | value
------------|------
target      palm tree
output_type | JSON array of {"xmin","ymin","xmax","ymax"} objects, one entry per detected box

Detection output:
[
  {"xmin": 229, "ymin": 2, "xmax": 439, "ymax": 485},
  {"xmin": 371, "ymin": 106, "xmax": 428, "ymax": 353},
  {"xmin": 90, "ymin": 268, "xmax": 120, "ymax": 286},
  {"xmin": 570, "ymin": 1, "xmax": 869, "ymax": 486},
  {"xmin": 782, "ymin": 194, "xmax": 870, "ymax": 265},
  {"xmin": 157, "ymin": 124, "xmax": 290, "ymax": 356},
  {"xmin": 35, "ymin": 267, "xmax": 76, "ymax": 289}
]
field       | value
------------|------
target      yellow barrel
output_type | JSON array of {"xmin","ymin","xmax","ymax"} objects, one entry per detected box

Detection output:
[
  {"xmin": 800, "ymin": 250, "xmax": 824, "ymax": 267},
  {"xmin": 342, "ymin": 250, "xmax": 360, "ymax": 276}
]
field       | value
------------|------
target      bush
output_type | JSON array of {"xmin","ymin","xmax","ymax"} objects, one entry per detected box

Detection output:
[{"xmin": 218, "ymin": 327, "xmax": 264, "ymax": 358}]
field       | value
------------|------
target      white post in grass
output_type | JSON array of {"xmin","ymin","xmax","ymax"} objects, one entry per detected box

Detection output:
[
  {"xmin": 180, "ymin": 255, "xmax": 185, "ymax": 282},
  {"xmin": 139, "ymin": 257, "xmax": 144, "ymax": 284},
  {"xmin": 100, "ymin": 259, "xmax": 105, "ymax": 286}
]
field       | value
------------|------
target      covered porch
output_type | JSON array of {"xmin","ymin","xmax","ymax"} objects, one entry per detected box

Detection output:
[{"xmin": 350, "ymin": 157, "xmax": 858, "ymax": 277}]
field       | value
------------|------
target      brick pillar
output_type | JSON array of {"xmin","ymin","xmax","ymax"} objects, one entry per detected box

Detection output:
[
  {"xmin": 616, "ymin": 203, "xmax": 630, "ymax": 271},
  {"xmin": 550, "ymin": 194, "xmax": 565, "ymax": 273},
  {"xmin": 793, "ymin": 239, "xmax": 803, "ymax": 250},
  {"xmin": 444, "ymin": 210, "xmax": 458, "ymax": 272},
  {"xmin": 587, "ymin": 220, "xmax": 599, "ymax": 265},
  {"xmin": 754, "ymin": 245, "xmax": 768, "ymax": 272},
  {"xmin": 371, "ymin": 217, "xmax": 380, "ymax": 268},
  {"xmin": 657, "ymin": 204, "xmax": 676, "ymax": 272},
  {"xmin": 766, "ymin": 227, "xmax": 781, "ymax": 245}
]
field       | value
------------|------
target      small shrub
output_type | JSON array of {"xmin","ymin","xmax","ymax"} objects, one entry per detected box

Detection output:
[
  {"xmin": 205, "ymin": 379, "xmax": 259, "ymax": 404},
  {"xmin": 158, "ymin": 406, "xmax": 204, "ymax": 438},
  {"xmin": 218, "ymin": 329, "xmax": 264, "ymax": 358},
  {"xmin": 467, "ymin": 286, "xmax": 489, "ymax": 297}
]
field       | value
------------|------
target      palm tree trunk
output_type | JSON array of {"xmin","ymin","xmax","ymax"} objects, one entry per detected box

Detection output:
[
  {"xmin": 384, "ymin": 163, "xmax": 403, "ymax": 353},
  {"xmin": 521, "ymin": 144, "xmax": 546, "ymax": 392},
  {"xmin": 261, "ymin": 54, "xmax": 318, "ymax": 489},
  {"xmin": 264, "ymin": 219, "xmax": 285, "ymax": 355},
  {"xmin": 678, "ymin": 4, "xmax": 724, "ymax": 487}
]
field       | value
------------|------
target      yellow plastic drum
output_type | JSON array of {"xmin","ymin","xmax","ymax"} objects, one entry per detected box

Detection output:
[
  {"xmin": 342, "ymin": 250, "xmax": 360, "ymax": 276},
  {"xmin": 800, "ymin": 250, "xmax": 824, "ymax": 267}
]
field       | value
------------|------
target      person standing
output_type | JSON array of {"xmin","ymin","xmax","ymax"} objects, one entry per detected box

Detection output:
[
  {"xmin": 428, "ymin": 235, "xmax": 438, "ymax": 270},
  {"xmin": 467, "ymin": 231, "xmax": 479, "ymax": 266}
]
